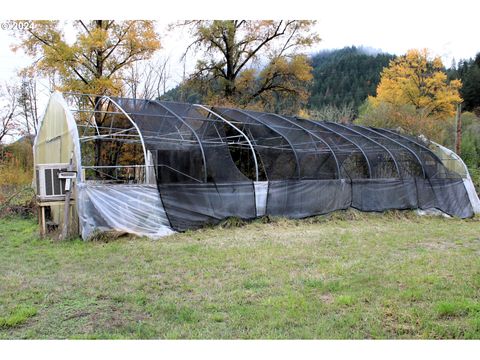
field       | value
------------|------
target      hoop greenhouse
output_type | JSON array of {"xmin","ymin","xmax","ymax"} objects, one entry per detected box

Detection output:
[{"xmin": 33, "ymin": 92, "xmax": 480, "ymax": 239}]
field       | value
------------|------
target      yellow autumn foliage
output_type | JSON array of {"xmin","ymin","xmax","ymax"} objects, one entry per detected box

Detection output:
[
  {"xmin": 370, "ymin": 49, "xmax": 462, "ymax": 118},
  {"xmin": 12, "ymin": 20, "xmax": 161, "ymax": 96}
]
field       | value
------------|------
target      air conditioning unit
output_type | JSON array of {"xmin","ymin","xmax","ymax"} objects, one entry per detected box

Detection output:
[{"xmin": 35, "ymin": 163, "xmax": 69, "ymax": 201}]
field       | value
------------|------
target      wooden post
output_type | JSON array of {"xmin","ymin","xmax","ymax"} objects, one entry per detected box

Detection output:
[
  {"xmin": 40, "ymin": 206, "xmax": 46, "ymax": 238},
  {"xmin": 37, "ymin": 206, "xmax": 41, "ymax": 237},
  {"xmin": 455, "ymin": 103, "xmax": 462, "ymax": 156}
]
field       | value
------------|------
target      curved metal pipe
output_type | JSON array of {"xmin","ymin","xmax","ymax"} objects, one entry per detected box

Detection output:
[
  {"xmin": 234, "ymin": 108, "xmax": 302, "ymax": 179},
  {"xmin": 104, "ymin": 96, "xmax": 151, "ymax": 183},
  {"xmin": 354, "ymin": 125, "xmax": 427, "ymax": 179},
  {"xmin": 377, "ymin": 128, "xmax": 445, "ymax": 166},
  {"xmin": 326, "ymin": 121, "xmax": 402, "ymax": 179},
  {"xmin": 269, "ymin": 114, "xmax": 342, "ymax": 179},
  {"xmin": 300, "ymin": 118, "xmax": 373, "ymax": 178},
  {"xmin": 152, "ymin": 100, "xmax": 208, "ymax": 183},
  {"xmin": 195, "ymin": 104, "xmax": 260, "ymax": 182}
]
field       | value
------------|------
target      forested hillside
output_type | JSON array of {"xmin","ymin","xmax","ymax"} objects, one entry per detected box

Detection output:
[{"xmin": 308, "ymin": 46, "xmax": 394, "ymax": 110}]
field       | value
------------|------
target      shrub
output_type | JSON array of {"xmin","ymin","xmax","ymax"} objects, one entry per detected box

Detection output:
[{"xmin": 356, "ymin": 101, "xmax": 451, "ymax": 144}]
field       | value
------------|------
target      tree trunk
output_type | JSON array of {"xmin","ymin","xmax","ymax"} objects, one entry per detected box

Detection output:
[
  {"xmin": 93, "ymin": 20, "xmax": 105, "ymax": 171},
  {"xmin": 455, "ymin": 103, "xmax": 462, "ymax": 156},
  {"xmin": 224, "ymin": 79, "xmax": 235, "ymax": 98}
]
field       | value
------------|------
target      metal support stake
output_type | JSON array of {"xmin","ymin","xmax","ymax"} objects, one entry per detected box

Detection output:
[{"xmin": 60, "ymin": 152, "xmax": 74, "ymax": 240}]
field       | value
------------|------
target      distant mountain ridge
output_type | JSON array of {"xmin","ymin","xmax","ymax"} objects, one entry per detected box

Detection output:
[{"xmin": 308, "ymin": 46, "xmax": 395, "ymax": 111}]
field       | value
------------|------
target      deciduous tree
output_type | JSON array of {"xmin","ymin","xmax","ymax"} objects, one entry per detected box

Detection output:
[
  {"xmin": 0, "ymin": 84, "xmax": 18, "ymax": 144},
  {"xmin": 180, "ymin": 20, "xmax": 319, "ymax": 112},
  {"xmin": 123, "ymin": 57, "xmax": 170, "ymax": 100},
  {"xmin": 12, "ymin": 20, "xmax": 161, "ymax": 97},
  {"xmin": 17, "ymin": 74, "xmax": 39, "ymax": 143},
  {"xmin": 369, "ymin": 49, "xmax": 462, "ymax": 117}
]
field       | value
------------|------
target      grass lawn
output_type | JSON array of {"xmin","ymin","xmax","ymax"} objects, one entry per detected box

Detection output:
[{"xmin": 0, "ymin": 211, "xmax": 479, "ymax": 339}]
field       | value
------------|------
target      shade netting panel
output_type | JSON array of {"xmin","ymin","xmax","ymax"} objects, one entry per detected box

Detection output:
[
  {"xmin": 415, "ymin": 178, "xmax": 473, "ymax": 218},
  {"xmin": 111, "ymin": 98, "xmax": 250, "ymax": 183},
  {"xmin": 266, "ymin": 179, "xmax": 351, "ymax": 217},
  {"xmin": 100, "ymin": 100, "xmax": 474, "ymax": 232},
  {"xmin": 158, "ymin": 182, "xmax": 256, "ymax": 231},
  {"xmin": 351, "ymin": 178, "xmax": 419, "ymax": 211}
]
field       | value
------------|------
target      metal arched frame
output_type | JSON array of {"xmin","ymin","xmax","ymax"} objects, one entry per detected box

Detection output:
[
  {"xmin": 268, "ymin": 114, "xmax": 341, "ymax": 179},
  {"xmin": 299, "ymin": 118, "xmax": 373, "ymax": 178},
  {"xmin": 354, "ymin": 125, "xmax": 427, "ymax": 179},
  {"xmin": 325, "ymin": 121, "xmax": 402, "ymax": 179},
  {"xmin": 377, "ymin": 128, "xmax": 445, "ymax": 165},
  {"xmin": 152, "ymin": 100, "xmax": 208, "ymax": 183},
  {"xmin": 104, "ymin": 96, "xmax": 151, "ymax": 182},
  {"xmin": 79, "ymin": 94, "xmax": 103, "ymax": 138},
  {"xmin": 194, "ymin": 104, "xmax": 260, "ymax": 182},
  {"xmin": 64, "ymin": 93, "xmax": 151, "ymax": 183},
  {"xmin": 234, "ymin": 108, "xmax": 302, "ymax": 179},
  {"xmin": 375, "ymin": 128, "xmax": 447, "ymax": 179}
]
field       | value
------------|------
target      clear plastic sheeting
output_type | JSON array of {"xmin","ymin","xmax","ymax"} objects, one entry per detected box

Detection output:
[
  {"xmin": 464, "ymin": 178, "xmax": 480, "ymax": 214},
  {"xmin": 77, "ymin": 183, "xmax": 174, "ymax": 239},
  {"xmin": 415, "ymin": 208, "xmax": 451, "ymax": 218},
  {"xmin": 254, "ymin": 181, "xmax": 268, "ymax": 216}
]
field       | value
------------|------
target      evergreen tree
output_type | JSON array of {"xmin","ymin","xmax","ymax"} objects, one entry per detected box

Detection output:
[
  {"xmin": 308, "ymin": 46, "xmax": 394, "ymax": 112},
  {"xmin": 448, "ymin": 52, "xmax": 480, "ymax": 113}
]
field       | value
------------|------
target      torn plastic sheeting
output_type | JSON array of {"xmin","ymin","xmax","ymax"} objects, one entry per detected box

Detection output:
[
  {"xmin": 77, "ymin": 183, "xmax": 174, "ymax": 240},
  {"xmin": 254, "ymin": 181, "xmax": 268, "ymax": 216}
]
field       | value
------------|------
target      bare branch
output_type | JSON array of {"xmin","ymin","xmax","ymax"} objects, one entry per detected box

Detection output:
[{"xmin": 0, "ymin": 83, "xmax": 19, "ymax": 143}]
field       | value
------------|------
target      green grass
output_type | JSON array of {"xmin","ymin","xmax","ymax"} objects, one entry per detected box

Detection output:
[
  {"xmin": 0, "ymin": 306, "xmax": 37, "ymax": 328},
  {"xmin": 0, "ymin": 211, "xmax": 479, "ymax": 339}
]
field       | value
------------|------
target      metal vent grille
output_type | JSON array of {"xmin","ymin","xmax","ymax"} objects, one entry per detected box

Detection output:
[{"xmin": 36, "ymin": 164, "xmax": 69, "ymax": 201}]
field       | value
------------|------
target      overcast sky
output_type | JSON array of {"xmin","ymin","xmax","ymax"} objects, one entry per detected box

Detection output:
[{"xmin": 0, "ymin": 0, "xmax": 478, "ymax": 107}]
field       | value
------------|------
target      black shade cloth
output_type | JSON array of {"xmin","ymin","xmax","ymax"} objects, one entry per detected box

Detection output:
[
  {"xmin": 351, "ymin": 178, "xmax": 418, "ymax": 211},
  {"xmin": 103, "ymin": 98, "xmax": 474, "ymax": 231},
  {"xmin": 266, "ymin": 179, "xmax": 351, "ymax": 217},
  {"xmin": 159, "ymin": 182, "xmax": 256, "ymax": 231}
]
